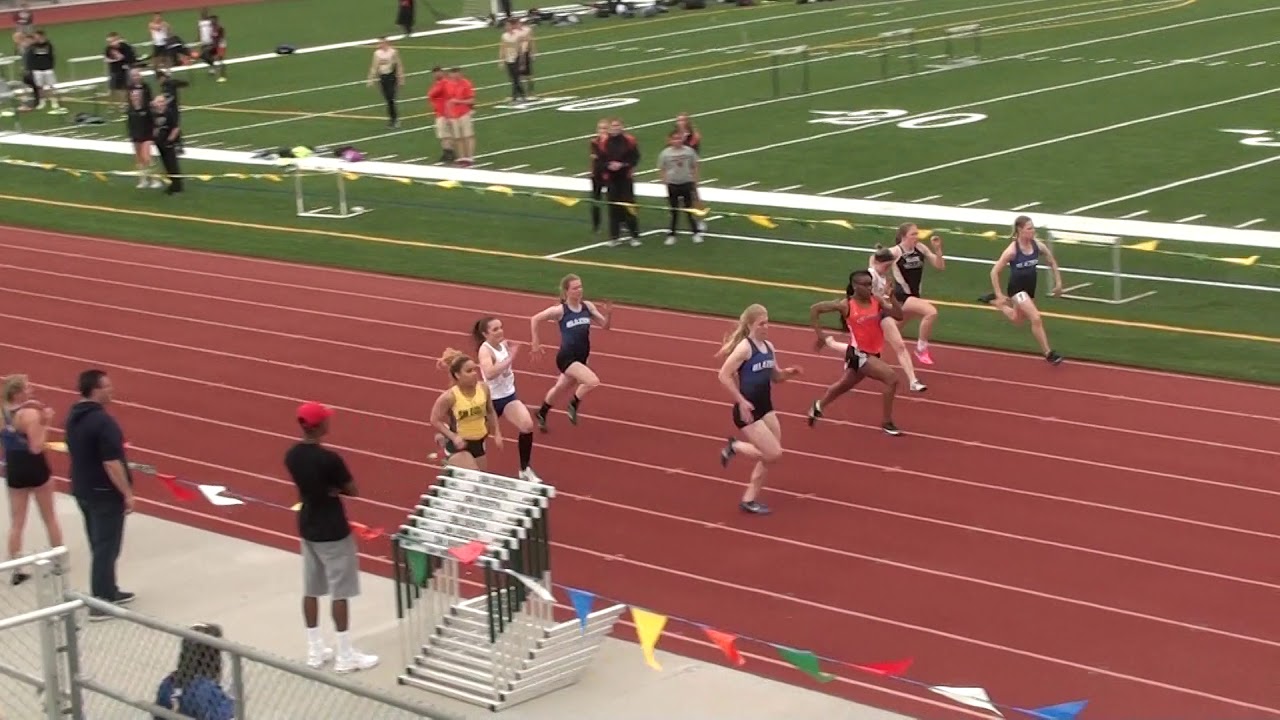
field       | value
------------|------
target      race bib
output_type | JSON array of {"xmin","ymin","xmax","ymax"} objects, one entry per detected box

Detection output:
[{"xmin": 1013, "ymin": 291, "xmax": 1030, "ymax": 304}]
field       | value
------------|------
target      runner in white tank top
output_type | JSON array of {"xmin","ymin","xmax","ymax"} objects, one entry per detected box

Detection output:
[
  {"xmin": 472, "ymin": 316, "xmax": 541, "ymax": 482},
  {"xmin": 869, "ymin": 248, "xmax": 927, "ymax": 393}
]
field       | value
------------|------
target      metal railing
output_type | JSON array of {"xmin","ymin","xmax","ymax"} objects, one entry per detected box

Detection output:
[{"xmin": 0, "ymin": 547, "xmax": 465, "ymax": 719}]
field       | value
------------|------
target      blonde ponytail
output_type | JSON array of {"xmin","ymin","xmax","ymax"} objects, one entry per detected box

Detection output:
[
  {"xmin": 437, "ymin": 347, "xmax": 471, "ymax": 377},
  {"xmin": 716, "ymin": 304, "xmax": 766, "ymax": 358}
]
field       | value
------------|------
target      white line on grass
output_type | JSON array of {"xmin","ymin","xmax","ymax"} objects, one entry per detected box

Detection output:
[
  {"xmin": 865, "ymin": 191, "xmax": 893, "ymax": 199},
  {"xmin": 1065, "ymin": 155, "xmax": 1280, "ymax": 214},
  {"xmin": 772, "ymin": 184, "xmax": 804, "ymax": 192},
  {"xmin": 817, "ymin": 78, "xmax": 1280, "ymax": 195},
  {"xmin": 544, "ymin": 241, "xmax": 613, "ymax": 259},
  {"xmin": 730, "ymin": 181, "xmax": 760, "ymax": 189},
  {"xmin": 1012, "ymin": 201, "xmax": 1041, "ymax": 210},
  {"xmin": 1236, "ymin": 218, "xmax": 1267, "ymax": 228},
  {"xmin": 1120, "ymin": 210, "xmax": 1149, "ymax": 218},
  {"xmin": 1177, "ymin": 214, "xmax": 1206, "ymax": 223},
  {"xmin": 538, "ymin": 167, "xmax": 565, "ymax": 174},
  {"xmin": 641, "ymin": 8, "xmax": 1280, "ymax": 176},
  {"xmin": 912, "ymin": 194, "xmax": 941, "ymax": 202},
  {"xmin": 959, "ymin": 198, "xmax": 990, "ymax": 207}
]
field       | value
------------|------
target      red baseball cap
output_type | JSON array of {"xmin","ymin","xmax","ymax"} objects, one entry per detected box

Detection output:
[{"xmin": 296, "ymin": 402, "xmax": 334, "ymax": 428}]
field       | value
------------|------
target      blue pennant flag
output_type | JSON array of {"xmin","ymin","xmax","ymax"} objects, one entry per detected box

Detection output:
[
  {"xmin": 1020, "ymin": 700, "xmax": 1088, "ymax": 720},
  {"xmin": 566, "ymin": 587, "xmax": 595, "ymax": 633}
]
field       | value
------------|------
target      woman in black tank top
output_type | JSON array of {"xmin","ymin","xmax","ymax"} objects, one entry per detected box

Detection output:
[
  {"xmin": 2, "ymin": 374, "xmax": 63, "ymax": 586},
  {"xmin": 886, "ymin": 222, "xmax": 945, "ymax": 368}
]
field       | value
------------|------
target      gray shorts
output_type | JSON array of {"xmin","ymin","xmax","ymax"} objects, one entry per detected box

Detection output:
[{"xmin": 301, "ymin": 536, "xmax": 360, "ymax": 600}]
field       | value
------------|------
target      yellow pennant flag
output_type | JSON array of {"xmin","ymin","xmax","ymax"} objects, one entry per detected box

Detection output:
[
  {"xmin": 539, "ymin": 194, "xmax": 579, "ymax": 207},
  {"xmin": 196, "ymin": 175, "xmax": 213, "ymax": 182},
  {"xmin": 92, "ymin": 172, "xmax": 109, "ymax": 182},
  {"xmin": 436, "ymin": 180, "xmax": 461, "ymax": 189},
  {"xmin": 822, "ymin": 219, "xmax": 854, "ymax": 230},
  {"xmin": 630, "ymin": 607, "xmax": 667, "ymax": 671},
  {"xmin": 747, "ymin": 214, "xmax": 777, "ymax": 229},
  {"xmin": 981, "ymin": 230, "xmax": 999, "ymax": 239},
  {"xmin": 341, "ymin": 172, "xmax": 360, "ymax": 181},
  {"xmin": 290, "ymin": 502, "xmax": 302, "ymax": 512},
  {"xmin": 392, "ymin": 176, "xmax": 413, "ymax": 185},
  {"xmin": 1219, "ymin": 255, "xmax": 1260, "ymax": 266},
  {"xmin": 1126, "ymin": 240, "xmax": 1160, "ymax": 252},
  {"xmin": 688, "ymin": 207, "xmax": 710, "ymax": 218},
  {"xmin": 262, "ymin": 174, "xmax": 284, "ymax": 183},
  {"xmin": 486, "ymin": 184, "xmax": 515, "ymax": 195}
]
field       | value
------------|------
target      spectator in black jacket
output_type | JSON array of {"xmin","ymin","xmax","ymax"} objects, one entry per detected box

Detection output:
[
  {"xmin": 599, "ymin": 117, "xmax": 642, "ymax": 247},
  {"xmin": 65, "ymin": 369, "xmax": 135, "ymax": 619}
]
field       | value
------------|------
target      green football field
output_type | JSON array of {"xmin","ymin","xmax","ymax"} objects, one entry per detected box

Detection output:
[{"xmin": 3, "ymin": 0, "xmax": 1279, "ymax": 381}]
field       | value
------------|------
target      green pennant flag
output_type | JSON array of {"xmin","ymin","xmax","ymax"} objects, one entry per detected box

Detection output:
[
  {"xmin": 407, "ymin": 549, "xmax": 429, "ymax": 586},
  {"xmin": 776, "ymin": 646, "xmax": 835, "ymax": 683}
]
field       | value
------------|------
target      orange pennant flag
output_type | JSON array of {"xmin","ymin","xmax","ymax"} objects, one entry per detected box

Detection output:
[
  {"xmin": 704, "ymin": 628, "xmax": 745, "ymax": 666},
  {"xmin": 448, "ymin": 539, "xmax": 488, "ymax": 564},
  {"xmin": 348, "ymin": 522, "xmax": 384, "ymax": 541}
]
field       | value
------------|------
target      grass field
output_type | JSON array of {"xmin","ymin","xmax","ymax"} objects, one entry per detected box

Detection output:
[{"xmin": 3, "ymin": 0, "xmax": 1279, "ymax": 381}]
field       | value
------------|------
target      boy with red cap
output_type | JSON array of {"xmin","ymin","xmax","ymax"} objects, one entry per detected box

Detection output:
[{"xmin": 284, "ymin": 401, "xmax": 378, "ymax": 674}]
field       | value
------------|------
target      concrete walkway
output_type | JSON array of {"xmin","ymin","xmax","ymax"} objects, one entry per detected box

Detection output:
[{"xmin": 4, "ymin": 494, "xmax": 912, "ymax": 720}]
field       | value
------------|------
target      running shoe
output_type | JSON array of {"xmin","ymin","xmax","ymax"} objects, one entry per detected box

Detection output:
[
  {"xmin": 739, "ymin": 500, "xmax": 771, "ymax": 515},
  {"xmin": 915, "ymin": 348, "xmax": 934, "ymax": 365},
  {"xmin": 536, "ymin": 410, "xmax": 549, "ymax": 433},
  {"xmin": 520, "ymin": 467, "xmax": 542, "ymax": 483},
  {"xmin": 977, "ymin": 292, "xmax": 996, "ymax": 304},
  {"xmin": 882, "ymin": 422, "xmax": 902, "ymax": 437},
  {"xmin": 909, "ymin": 380, "xmax": 927, "ymax": 393},
  {"xmin": 567, "ymin": 399, "xmax": 580, "ymax": 425},
  {"xmin": 719, "ymin": 437, "xmax": 736, "ymax": 467},
  {"xmin": 806, "ymin": 401, "xmax": 823, "ymax": 427},
  {"xmin": 1046, "ymin": 351, "xmax": 1064, "ymax": 365}
]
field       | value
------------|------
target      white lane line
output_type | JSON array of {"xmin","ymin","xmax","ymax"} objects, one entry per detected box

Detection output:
[
  {"xmin": 959, "ymin": 197, "xmax": 990, "ymax": 207},
  {"xmin": 865, "ymin": 191, "xmax": 893, "ymax": 199},
  {"xmin": 1120, "ymin": 210, "xmax": 1149, "ymax": 219},
  {"xmin": 1177, "ymin": 214, "xmax": 1207, "ymax": 223},
  {"xmin": 1011, "ymin": 201, "xmax": 1041, "ymax": 210},
  {"xmin": 1236, "ymin": 218, "xmax": 1267, "ymax": 228},
  {"xmin": 912, "ymin": 194, "xmax": 942, "ymax": 202},
  {"xmin": 730, "ymin": 181, "xmax": 760, "ymax": 189},
  {"xmin": 538, "ymin": 167, "xmax": 565, "ymax": 174},
  {"xmin": 772, "ymin": 184, "xmax": 804, "ymax": 192},
  {"xmin": 499, "ymin": 164, "xmax": 530, "ymax": 171},
  {"xmin": 544, "ymin": 241, "xmax": 613, "ymax": 259},
  {"xmin": 1066, "ymin": 155, "xmax": 1280, "ymax": 214}
]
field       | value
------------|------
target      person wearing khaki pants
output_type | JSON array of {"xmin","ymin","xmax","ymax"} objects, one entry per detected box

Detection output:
[
  {"xmin": 446, "ymin": 67, "xmax": 476, "ymax": 165},
  {"xmin": 426, "ymin": 66, "xmax": 455, "ymax": 163}
]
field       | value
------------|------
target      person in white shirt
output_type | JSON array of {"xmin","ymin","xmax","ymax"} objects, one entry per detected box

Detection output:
[
  {"xmin": 497, "ymin": 19, "xmax": 526, "ymax": 103},
  {"xmin": 366, "ymin": 37, "xmax": 404, "ymax": 128},
  {"xmin": 472, "ymin": 316, "xmax": 540, "ymax": 482}
]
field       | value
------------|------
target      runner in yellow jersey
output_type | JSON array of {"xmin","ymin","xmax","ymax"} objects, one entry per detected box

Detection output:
[{"xmin": 431, "ymin": 348, "xmax": 503, "ymax": 470}]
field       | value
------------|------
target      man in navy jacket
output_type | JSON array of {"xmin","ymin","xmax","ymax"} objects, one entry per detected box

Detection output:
[{"xmin": 65, "ymin": 369, "xmax": 135, "ymax": 618}]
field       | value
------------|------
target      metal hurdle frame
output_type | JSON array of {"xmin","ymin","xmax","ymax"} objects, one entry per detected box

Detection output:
[
  {"xmin": 292, "ymin": 164, "xmax": 372, "ymax": 220},
  {"xmin": 765, "ymin": 45, "xmax": 810, "ymax": 98},
  {"xmin": 1046, "ymin": 228, "xmax": 1159, "ymax": 305},
  {"xmin": 944, "ymin": 23, "xmax": 982, "ymax": 65},
  {"xmin": 876, "ymin": 28, "xmax": 918, "ymax": 78}
]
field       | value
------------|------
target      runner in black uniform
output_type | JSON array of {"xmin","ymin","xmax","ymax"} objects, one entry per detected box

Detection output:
[
  {"xmin": 529, "ymin": 273, "xmax": 613, "ymax": 431},
  {"xmin": 884, "ymin": 222, "xmax": 944, "ymax": 369},
  {"xmin": 981, "ymin": 215, "xmax": 1065, "ymax": 365},
  {"xmin": 125, "ymin": 76, "xmax": 160, "ymax": 189}
]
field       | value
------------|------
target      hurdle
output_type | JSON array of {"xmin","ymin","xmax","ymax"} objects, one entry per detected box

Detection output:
[
  {"xmin": 393, "ymin": 467, "xmax": 625, "ymax": 711},
  {"xmin": 1046, "ymin": 229, "xmax": 1159, "ymax": 305},
  {"xmin": 944, "ymin": 23, "xmax": 982, "ymax": 63},
  {"xmin": 876, "ymin": 28, "xmax": 918, "ymax": 78},
  {"xmin": 764, "ymin": 45, "xmax": 810, "ymax": 98},
  {"xmin": 292, "ymin": 166, "xmax": 371, "ymax": 220}
]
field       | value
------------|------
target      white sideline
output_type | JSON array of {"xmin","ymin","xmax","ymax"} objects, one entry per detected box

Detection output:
[{"xmin": 3, "ymin": 132, "xmax": 1278, "ymax": 249}]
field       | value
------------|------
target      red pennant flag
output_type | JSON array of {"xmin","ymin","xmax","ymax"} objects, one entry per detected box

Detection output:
[
  {"xmin": 850, "ymin": 658, "xmax": 914, "ymax": 677},
  {"xmin": 447, "ymin": 540, "xmax": 488, "ymax": 564},
  {"xmin": 348, "ymin": 522, "xmax": 385, "ymax": 541},
  {"xmin": 703, "ymin": 628, "xmax": 745, "ymax": 667},
  {"xmin": 158, "ymin": 474, "xmax": 198, "ymax": 502}
]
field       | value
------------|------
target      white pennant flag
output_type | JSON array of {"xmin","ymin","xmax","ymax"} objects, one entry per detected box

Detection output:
[
  {"xmin": 928, "ymin": 686, "xmax": 1003, "ymax": 717},
  {"xmin": 505, "ymin": 569, "xmax": 556, "ymax": 602},
  {"xmin": 197, "ymin": 485, "xmax": 245, "ymax": 507}
]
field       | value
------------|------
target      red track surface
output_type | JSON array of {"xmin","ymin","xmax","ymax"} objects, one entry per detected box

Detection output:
[{"xmin": 4, "ymin": 226, "xmax": 1279, "ymax": 720}]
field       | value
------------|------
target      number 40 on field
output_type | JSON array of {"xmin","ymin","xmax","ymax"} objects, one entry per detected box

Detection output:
[{"xmin": 808, "ymin": 108, "xmax": 988, "ymax": 129}]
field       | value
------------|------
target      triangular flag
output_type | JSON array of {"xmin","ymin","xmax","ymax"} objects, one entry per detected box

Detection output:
[
  {"xmin": 447, "ymin": 539, "xmax": 487, "ymax": 564},
  {"xmin": 290, "ymin": 502, "xmax": 302, "ymax": 512},
  {"xmin": 1018, "ymin": 700, "xmax": 1088, "ymax": 720},
  {"xmin": 849, "ymin": 657, "xmax": 913, "ymax": 676},
  {"xmin": 1219, "ymin": 255, "xmax": 1260, "ymax": 266},
  {"xmin": 629, "ymin": 608, "xmax": 667, "ymax": 671},
  {"xmin": 982, "ymin": 230, "xmax": 999, "ymax": 238},
  {"xmin": 406, "ymin": 549, "xmax": 429, "ymax": 586},
  {"xmin": 822, "ymin": 219, "xmax": 854, "ymax": 230},
  {"xmin": 197, "ymin": 485, "xmax": 244, "ymax": 507},
  {"xmin": 1125, "ymin": 240, "xmax": 1160, "ymax": 252},
  {"xmin": 566, "ymin": 587, "xmax": 594, "ymax": 632},
  {"xmin": 486, "ymin": 184, "xmax": 515, "ymax": 195},
  {"xmin": 747, "ymin": 214, "xmax": 777, "ymax": 229},
  {"xmin": 775, "ymin": 646, "xmax": 834, "ymax": 683},
  {"xmin": 157, "ymin": 474, "xmax": 198, "ymax": 502},
  {"xmin": 703, "ymin": 628, "xmax": 744, "ymax": 666},
  {"xmin": 688, "ymin": 207, "xmax": 709, "ymax": 217},
  {"xmin": 505, "ymin": 569, "xmax": 556, "ymax": 602},
  {"xmin": 348, "ymin": 522, "xmax": 384, "ymax": 541},
  {"xmin": 436, "ymin": 179, "xmax": 461, "ymax": 189},
  {"xmin": 44, "ymin": 441, "xmax": 68, "ymax": 453},
  {"xmin": 929, "ymin": 686, "xmax": 1003, "ymax": 716},
  {"xmin": 916, "ymin": 228, "xmax": 933, "ymax": 238},
  {"xmin": 539, "ymin": 193, "xmax": 579, "ymax": 207}
]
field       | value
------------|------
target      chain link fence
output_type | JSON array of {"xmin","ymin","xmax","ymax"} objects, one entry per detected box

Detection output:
[{"xmin": 0, "ymin": 547, "xmax": 465, "ymax": 720}]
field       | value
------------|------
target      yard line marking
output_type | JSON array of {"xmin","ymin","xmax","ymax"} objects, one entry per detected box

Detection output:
[
  {"xmin": 574, "ymin": 171, "xmax": 592, "ymax": 178},
  {"xmin": 472, "ymin": 162, "xmax": 494, "ymax": 169},
  {"xmin": 730, "ymin": 181, "xmax": 760, "ymax": 189},
  {"xmin": 959, "ymin": 198, "xmax": 990, "ymax": 207},
  {"xmin": 1120, "ymin": 210, "xmax": 1149, "ymax": 219},
  {"xmin": 1247, "ymin": 61, "xmax": 1267, "ymax": 67},
  {"xmin": 1177, "ymin": 214, "xmax": 1207, "ymax": 223},
  {"xmin": 700, "ymin": 178, "xmax": 721, "ymax": 185},
  {"xmin": 499, "ymin": 164, "xmax": 530, "ymax": 171},
  {"xmin": 1207, "ymin": 60, "xmax": 1228, "ymax": 66},
  {"xmin": 538, "ymin": 167, "xmax": 566, "ymax": 174},
  {"xmin": 1012, "ymin": 201, "xmax": 1041, "ymax": 210},
  {"xmin": 772, "ymin": 184, "xmax": 804, "ymax": 192},
  {"xmin": 865, "ymin": 191, "xmax": 894, "ymax": 199},
  {"xmin": 819, "ymin": 79, "xmax": 1280, "ymax": 195},
  {"xmin": 913, "ymin": 194, "xmax": 942, "ymax": 202},
  {"xmin": 544, "ymin": 240, "xmax": 613, "ymax": 259},
  {"xmin": 403, "ymin": 156, "xmax": 431, "ymax": 163},
  {"xmin": 1236, "ymin": 218, "xmax": 1267, "ymax": 229},
  {"xmin": 1097, "ymin": 58, "xmax": 1116, "ymax": 63},
  {"xmin": 370, "ymin": 154, "xmax": 398, "ymax": 161},
  {"xmin": 673, "ymin": 10, "xmax": 1280, "ymax": 175},
  {"xmin": 1066, "ymin": 155, "xmax": 1280, "ymax": 214}
]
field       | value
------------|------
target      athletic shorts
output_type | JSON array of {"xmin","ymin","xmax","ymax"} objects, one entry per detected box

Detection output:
[
  {"xmin": 555, "ymin": 347, "xmax": 589, "ymax": 374},
  {"xmin": 302, "ymin": 535, "xmax": 360, "ymax": 600},
  {"xmin": 1006, "ymin": 282, "xmax": 1036, "ymax": 301},
  {"xmin": 845, "ymin": 345, "xmax": 879, "ymax": 372},
  {"xmin": 444, "ymin": 436, "xmax": 487, "ymax": 459},
  {"xmin": 731, "ymin": 390, "xmax": 773, "ymax": 429},
  {"xmin": 31, "ymin": 70, "xmax": 56, "ymax": 87},
  {"xmin": 493, "ymin": 394, "xmax": 519, "ymax": 417}
]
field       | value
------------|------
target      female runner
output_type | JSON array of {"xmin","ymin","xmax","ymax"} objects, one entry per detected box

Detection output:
[
  {"xmin": 2, "ymin": 374, "xmax": 61, "ymax": 585},
  {"xmin": 980, "ymin": 215, "xmax": 1065, "ymax": 365},
  {"xmin": 125, "ymin": 76, "xmax": 159, "ymax": 189},
  {"xmin": 530, "ymin": 274, "xmax": 612, "ymax": 432},
  {"xmin": 806, "ymin": 270, "xmax": 905, "ymax": 436},
  {"xmin": 882, "ymin": 222, "xmax": 945, "ymax": 365},
  {"xmin": 716, "ymin": 304, "xmax": 802, "ymax": 516},
  {"xmin": 869, "ymin": 247, "xmax": 927, "ymax": 393},
  {"xmin": 673, "ymin": 112, "xmax": 708, "ymax": 234},
  {"xmin": 430, "ymin": 349, "xmax": 503, "ymax": 470},
  {"xmin": 473, "ymin": 316, "xmax": 541, "ymax": 482}
]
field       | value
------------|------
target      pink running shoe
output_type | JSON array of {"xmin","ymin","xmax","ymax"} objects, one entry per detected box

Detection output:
[{"xmin": 915, "ymin": 348, "xmax": 935, "ymax": 365}]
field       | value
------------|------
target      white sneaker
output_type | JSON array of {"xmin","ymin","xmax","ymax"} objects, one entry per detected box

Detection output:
[
  {"xmin": 909, "ymin": 380, "xmax": 927, "ymax": 393},
  {"xmin": 628, "ymin": 238, "xmax": 642, "ymax": 247},
  {"xmin": 692, "ymin": 233, "xmax": 704, "ymax": 244},
  {"xmin": 149, "ymin": 179, "xmax": 165, "ymax": 189},
  {"xmin": 664, "ymin": 234, "xmax": 676, "ymax": 246},
  {"xmin": 334, "ymin": 650, "xmax": 379, "ymax": 674},
  {"xmin": 306, "ymin": 645, "xmax": 333, "ymax": 668},
  {"xmin": 696, "ymin": 219, "xmax": 708, "ymax": 232},
  {"xmin": 520, "ymin": 467, "xmax": 542, "ymax": 483},
  {"xmin": 136, "ymin": 178, "xmax": 147, "ymax": 189}
]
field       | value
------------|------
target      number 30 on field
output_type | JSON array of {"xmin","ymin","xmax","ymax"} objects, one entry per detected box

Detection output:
[{"xmin": 808, "ymin": 108, "xmax": 988, "ymax": 129}]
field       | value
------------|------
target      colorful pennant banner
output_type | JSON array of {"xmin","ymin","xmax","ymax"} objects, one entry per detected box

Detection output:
[
  {"xmin": 3, "ymin": 157, "xmax": 1270, "ymax": 273},
  {"xmin": 26, "ymin": 441, "xmax": 1092, "ymax": 719}
]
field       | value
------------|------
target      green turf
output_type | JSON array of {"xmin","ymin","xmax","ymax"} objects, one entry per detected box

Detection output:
[{"xmin": 3, "ymin": 0, "xmax": 1278, "ymax": 383}]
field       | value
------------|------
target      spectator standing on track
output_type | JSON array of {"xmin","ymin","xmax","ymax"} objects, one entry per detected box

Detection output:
[
  {"xmin": 445, "ymin": 67, "xmax": 476, "ymax": 165},
  {"xmin": 426, "ymin": 66, "xmax": 455, "ymax": 164},
  {"xmin": 599, "ymin": 117, "xmax": 642, "ymax": 247},
  {"xmin": 498, "ymin": 19, "xmax": 527, "ymax": 104},
  {"xmin": 284, "ymin": 402, "xmax": 379, "ymax": 675},
  {"xmin": 64, "ymin": 369, "xmax": 135, "ymax": 620},
  {"xmin": 24, "ymin": 30, "xmax": 63, "ymax": 115},
  {"xmin": 151, "ymin": 93, "xmax": 184, "ymax": 194},
  {"xmin": 367, "ymin": 37, "xmax": 404, "ymax": 129},
  {"xmin": 104, "ymin": 33, "xmax": 139, "ymax": 110},
  {"xmin": 657, "ymin": 129, "xmax": 702, "ymax": 246},
  {"xmin": 396, "ymin": 0, "xmax": 415, "ymax": 38}
]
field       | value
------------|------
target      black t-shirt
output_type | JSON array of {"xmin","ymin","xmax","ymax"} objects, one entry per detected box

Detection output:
[{"xmin": 285, "ymin": 442, "xmax": 353, "ymax": 543}]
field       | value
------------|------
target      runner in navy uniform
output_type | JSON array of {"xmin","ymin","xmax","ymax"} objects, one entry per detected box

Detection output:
[
  {"xmin": 716, "ymin": 304, "xmax": 802, "ymax": 516},
  {"xmin": 980, "ymin": 215, "xmax": 1065, "ymax": 365},
  {"xmin": 530, "ymin": 274, "xmax": 612, "ymax": 431}
]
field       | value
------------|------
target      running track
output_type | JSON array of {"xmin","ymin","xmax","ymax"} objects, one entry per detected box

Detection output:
[{"xmin": 3, "ymin": 226, "xmax": 1279, "ymax": 720}]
